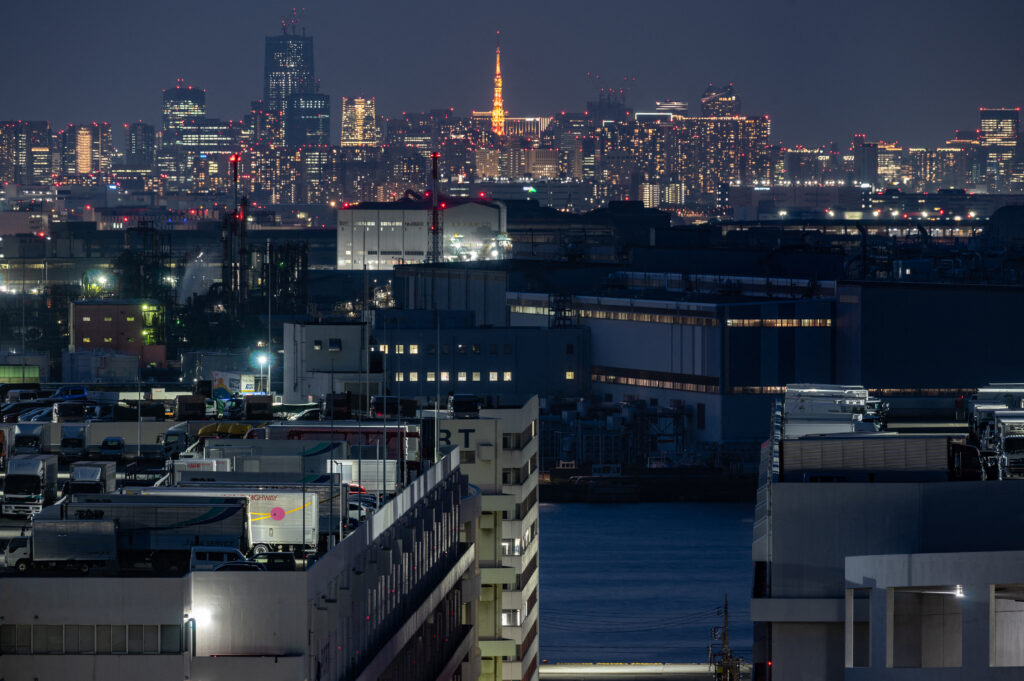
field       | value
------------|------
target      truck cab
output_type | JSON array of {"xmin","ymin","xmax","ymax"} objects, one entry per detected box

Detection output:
[
  {"xmin": 2, "ymin": 455, "xmax": 59, "ymax": 516},
  {"xmin": 12, "ymin": 424, "xmax": 44, "ymax": 456},
  {"xmin": 997, "ymin": 416, "xmax": 1024, "ymax": 479},
  {"xmin": 98, "ymin": 436, "xmax": 126, "ymax": 461},
  {"xmin": 60, "ymin": 425, "xmax": 87, "ymax": 460},
  {"xmin": 4, "ymin": 536, "xmax": 30, "ymax": 571}
]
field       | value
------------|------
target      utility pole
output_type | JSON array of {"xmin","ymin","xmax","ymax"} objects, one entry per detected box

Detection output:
[{"xmin": 710, "ymin": 594, "xmax": 741, "ymax": 681}]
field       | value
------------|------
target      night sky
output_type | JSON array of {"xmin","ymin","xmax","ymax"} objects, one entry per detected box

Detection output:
[{"xmin": 2, "ymin": 0, "xmax": 1022, "ymax": 147}]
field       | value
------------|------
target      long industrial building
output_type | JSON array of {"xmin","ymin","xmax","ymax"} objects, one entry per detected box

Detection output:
[{"xmin": 0, "ymin": 450, "xmax": 487, "ymax": 681}]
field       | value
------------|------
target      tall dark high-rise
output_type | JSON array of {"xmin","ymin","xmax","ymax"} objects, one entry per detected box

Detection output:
[
  {"xmin": 124, "ymin": 122, "xmax": 156, "ymax": 169},
  {"xmin": 264, "ymin": 31, "xmax": 315, "ymax": 114},
  {"xmin": 0, "ymin": 120, "xmax": 51, "ymax": 185},
  {"xmin": 701, "ymin": 83, "xmax": 741, "ymax": 116},
  {"xmin": 161, "ymin": 79, "xmax": 206, "ymax": 148},
  {"xmin": 284, "ymin": 93, "xmax": 330, "ymax": 148}
]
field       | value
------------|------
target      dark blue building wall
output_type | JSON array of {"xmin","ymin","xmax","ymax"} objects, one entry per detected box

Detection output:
[{"xmin": 837, "ymin": 282, "xmax": 1024, "ymax": 388}]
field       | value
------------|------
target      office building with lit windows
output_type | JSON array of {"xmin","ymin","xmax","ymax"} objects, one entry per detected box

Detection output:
[
  {"xmin": 700, "ymin": 83, "xmax": 741, "ymax": 116},
  {"xmin": 0, "ymin": 120, "xmax": 51, "ymax": 185},
  {"xmin": 281, "ymin": 314, "xmax": 588, "ymax": 407},
  {"xmin": 69, "ymin": 299, "xmax": 167, "ymax": 367},
  {"xmin": 284, "ymin": 93, "xmax": 330, "ymax": 148},
  {"xmin": 979, "ymin": 107, "xmax": 1019, "ymax": 191},
  {"xmin": 437, "ymin": 397, "xmax": 542, "ymax": 681},
  {"xmin": 340, "ymin": 97, "xmax": 380, "ymax": 147},
  {"xmin": 124, "ymin": 122, "xmax": 156, "ymax": 169},
  {"xmin": 161, "ymin": 80, "xmax": 206, "ymax": 148},
  {"xmin": 264, "ymin": 31, "xmax": 315, "ymax": 114}
]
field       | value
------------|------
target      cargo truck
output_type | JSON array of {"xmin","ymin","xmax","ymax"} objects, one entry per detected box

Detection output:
[
  {"xmin": 61, "ymin": 495, "xmax": 248, "ymax": 572},
  {"xmin": 2, "ymin": 454, "xmax": 59, "ymax": 516},
  {"xmin": 174, "ymin": 471, "xmax": 349, "ymax": 541},
  {"xmin": 12, "ymin": 423, "xmax": 48, "ymax": 456},
  {"xmin": 131, "ymin": 486, "xmax": 319, "ymax": 554},
  {"xmin": 174, "ymin": 395, "xmax": 207, "ymax": 421},
  {"xmin": 995, "ymin": 414, "xmax": 1024, "ymax": 479},
  {"xmin": 60, "ymin": 424, "xmax": 87, "ymax": 460},
  {"xmin": 69, "ymin": 461, "xmax": 118, "ymax": 495},
  {"xmin": 3, "ymin": 519, "xmax": 117, "ymax": 573}
]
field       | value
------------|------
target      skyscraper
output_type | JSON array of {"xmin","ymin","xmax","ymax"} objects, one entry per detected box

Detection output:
[
  {"xmin": 700, "ymin": 83, "xmax": 741, "ymax": 116},
  {"xmin": 979, "ymin": 107, "xmax": 1019, "ymax": 191},
  {"xmin": 284, "ymin": 93, "xmax": 330, "ymax": 148},
  {"xmin": 491, "ymin": 32, "xmax": 505, "ymax": 136},
  {"xmin": 339, "ymin": 97, "xmax": 379, "ymax": 147},
  {"xmin": 264, "ymin": 31, "xmax": 315, "ymax": 114},
  {"xmin": 124, "ymin": 122, "xmax": 156, "ymax": 169},
  {"xmin": 0, "ymin": 121, "xmax": 51, "ymax": 185},
  {"xmin": 161, "ymin": 80, "xmax": 206, "ymax": 148}
]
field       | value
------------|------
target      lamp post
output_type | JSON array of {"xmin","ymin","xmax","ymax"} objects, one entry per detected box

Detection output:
[
  {"xmin": 327, "ymin": 342, "xmax": 340, "ymax": 546},
  {"xmin": 257, "ymin": 353, "xmax": 268, "ymax": 393}
]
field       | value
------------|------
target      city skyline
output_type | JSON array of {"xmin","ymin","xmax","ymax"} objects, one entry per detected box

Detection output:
[{"xmin": 1, "ymin": 0, "xmax": 1022, "ymax": 147}]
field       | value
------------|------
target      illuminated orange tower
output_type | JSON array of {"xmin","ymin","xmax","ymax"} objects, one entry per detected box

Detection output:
[{"xmin": 491, "ymin": 31, "xmax": 505, "ymax": 136}]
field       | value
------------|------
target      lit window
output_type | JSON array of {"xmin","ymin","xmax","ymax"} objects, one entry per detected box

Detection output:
[
  {"xmin": 472, "ymin": 372, "xmax": 481, "ymax": 381},
  {"xmin": 426, "ymin": 372, "xmax": 436, "ymax": 382},
  {"xmin": 126, "ymin": 316, "xmax": 134, "ymax": 322},
  {"xmin": 81, "ymin": 316, "xmax": 91, "ymax": 322},
  {"xmin": 458, "ymin": 371, "xmax": 468, "ymax": 382},
  {"xmin": 440, "ymin": 371, "xmax": 450, "ymax": 381},
  {"xmin": 328, "ymin": 338, "xmax": 342, "ymax": 352},
  {"xmin": 103, "ymin": 337, "xmax": 112, "ymax": 343},
  {"xmin": 379, "ymin": 344, "xmax": 389, "ymax": 354},
  {"xmin": 503, "ymin": 371, "xmax": 512, "ymax": 382},
  {"xmin": 409, "ymin": 371, "xmax": 418, "ymax": 382},
  {"xmin": 395, "ymin": 344, "xmax": 404, "ymax": 354},
  {"xmin": 489, "ymin": 371, "xmax": 498, "ymax": 382},
  {"xmin": 409, "ymin": 345, "xmax": 419, "ymax": 354},
  {"xmin": 313, "ymin": 340, "xmax": 322, "ymax": 350},
  {"xmin": 395, "ymin": 372, "xmax": 404, "ymax": 382},
  {"xmin": 83, "ymin": 338, "xmax": 91, "ymax": 343},
  {"xmin": 103, "ymin": 316, "xmax": 112, "ymax": 322},
  {"xmin": 565, "ymin": 371, "xmax": 575, "ymax": 380}
]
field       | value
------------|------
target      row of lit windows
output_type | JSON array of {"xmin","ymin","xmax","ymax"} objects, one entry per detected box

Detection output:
[
  {"xmin": 730, "ymin": 386, "xmax": 787, "ymax": 394},
  {"xmin": 726, "ymin": 318, "xmax": 831, "ymax": 328},
  {"xmin": 379, "ymin": 343, "xmax": 515, "ymax": 356},
  {"xmin": 80, "ymin": 316, "xmax": 135, "ymax": 323},
  {"xmin": 509, "ymin": 304, "xmax": 719, "ymax": 327},
  {"xmin": 592, "ymin": 371, "xmax": 720, "ymax": 393},
  {"xmin": 82, "ymin": 337, "xmax": 137, "ymax": 343},
  {"xmin": 394, "ymin": 370, "xmax": 513, "ymax": 382}
]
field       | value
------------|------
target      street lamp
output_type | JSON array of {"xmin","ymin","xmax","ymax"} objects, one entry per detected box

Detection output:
[{"xmin": 257, "ymin": 353, "xmax": 268, "ymax": 394}]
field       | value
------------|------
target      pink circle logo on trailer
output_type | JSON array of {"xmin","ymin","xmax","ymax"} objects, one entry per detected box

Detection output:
[{"xmin": 270, "ymin": 507, "xmax": 286, "ymax": 521}]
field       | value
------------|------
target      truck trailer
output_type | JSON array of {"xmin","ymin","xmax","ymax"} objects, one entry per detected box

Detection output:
[
  {"xmin": 3, "ymin": 519, "xmax": 117, "ymax": 574},
  {"xmin": 130, "ymin": 486, "xmax": 319, "ymax": 554},
  {"xmin": 60, "ymin": 495, "xmax": 248, "ymax": 571}
]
